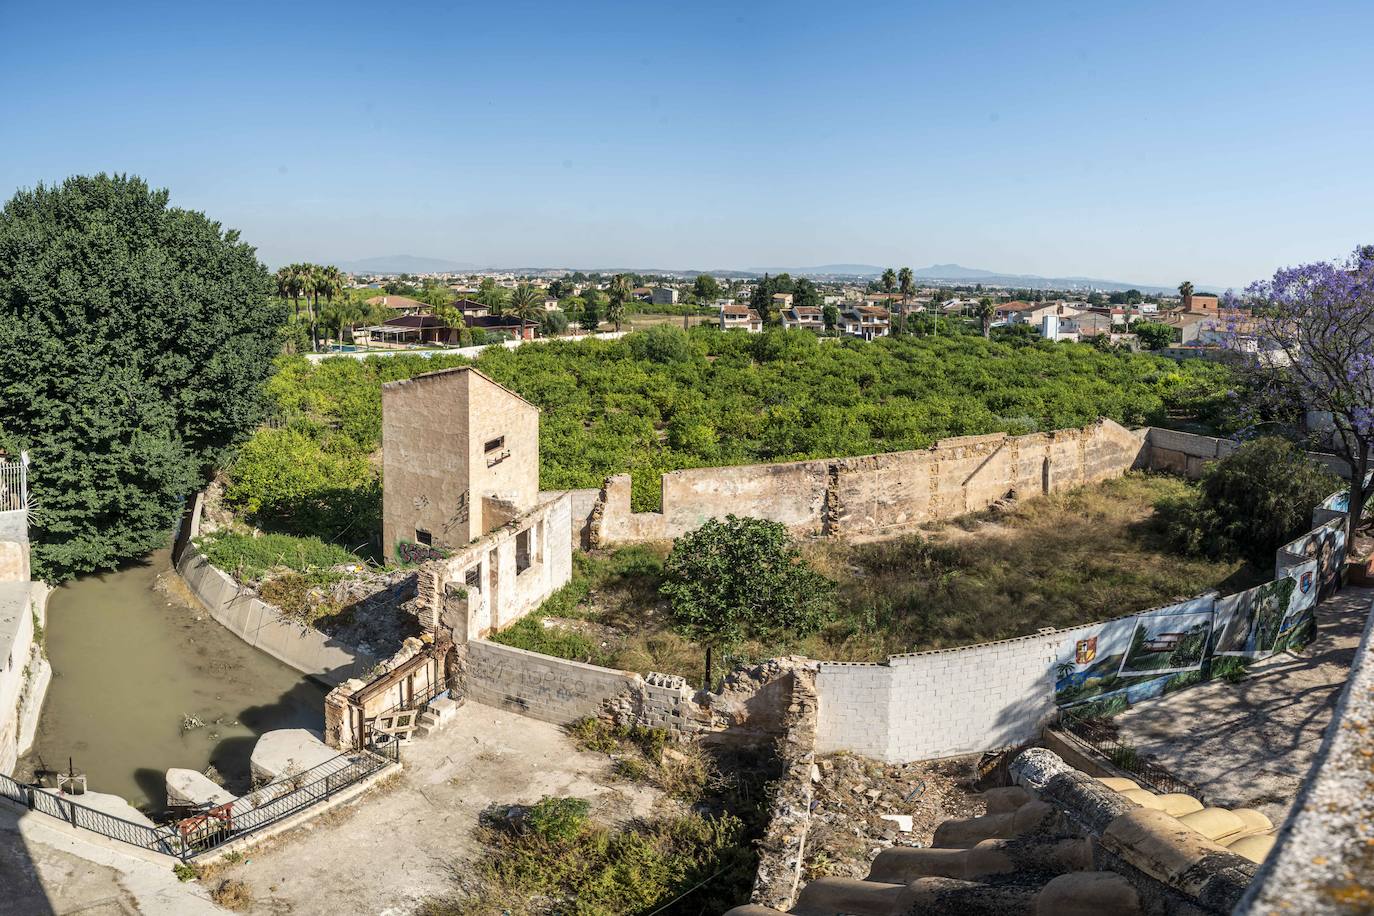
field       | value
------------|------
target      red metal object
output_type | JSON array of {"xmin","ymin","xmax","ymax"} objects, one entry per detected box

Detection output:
[{"xmin": 178, "ymin": 802, "xmax": 234, "ymax": 844}]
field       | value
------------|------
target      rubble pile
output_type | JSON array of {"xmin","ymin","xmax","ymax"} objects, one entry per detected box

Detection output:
[{"xmin": 801, "ymin": 753, "xmax": 986, "ymax": 881}]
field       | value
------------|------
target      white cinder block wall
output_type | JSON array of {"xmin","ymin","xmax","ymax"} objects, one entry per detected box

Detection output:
[{"xmin": 815, "ymin": 624, "xmax": 1098, "ymax": 762}]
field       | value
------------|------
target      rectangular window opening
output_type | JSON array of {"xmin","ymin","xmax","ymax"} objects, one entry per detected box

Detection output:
[
  {"xmin": 415, "ymin": 529, "xmax": 432, "ymax": 546},
  {"xmin": 484, "ymin": 436, "xmax": 505, "ymax": 453},
  {"xmin": 516, "ymin": 528, "xmax": 532, "ymax": 574}
]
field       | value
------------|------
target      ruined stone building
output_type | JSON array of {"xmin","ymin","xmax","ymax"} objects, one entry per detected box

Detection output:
[
  {"xmin": 381, "ymin": 366, "xmax": 572, "ymax": 640},
  {"xmin": 329, "ymin": 369, "xmax": 573, "ymax": 748}
]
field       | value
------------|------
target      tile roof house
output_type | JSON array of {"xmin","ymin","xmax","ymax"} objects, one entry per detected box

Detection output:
[
  {"xmin": 781, "ymin": 305, "xmax": 825, "ymax": 332},
  {"xmin": 365, "ymin": 294, "xmax": 429, "ymax": 313},
  {"xmin": 840, "ymin": 304, "xmax": 891, "ymax": 340},
  {"xmin": 721, "ymin": 304, "xmax": 764, "ymax": 333}
]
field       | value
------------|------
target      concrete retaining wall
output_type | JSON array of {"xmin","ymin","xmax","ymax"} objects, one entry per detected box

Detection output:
[
  {"xmin": 465, "ymin": 639, "xmax": 641, "ymax": 724},
  {"xmin": 1144, "ymin": 427, "xmax": 1354, "ymax": 480},
  {"xmin": 815, "ymin": 623, "xmax": 1098, "ymax": 762},
  {"xmin": 175, "ymin": 546, "xmax": 377, "ymax": 688},
  {"xmin": 593, "ymin": 420, "xmax": 1148, "ymax": 544}
]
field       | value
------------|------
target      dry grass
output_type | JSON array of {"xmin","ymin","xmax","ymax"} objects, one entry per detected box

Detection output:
[
  {"xmin": 210, "ymin": 878, "xmax": 252, "ymax": 910},
  {"xmin": 504, "ymin": 473, "xmax": 1262, "ymax": 679}
]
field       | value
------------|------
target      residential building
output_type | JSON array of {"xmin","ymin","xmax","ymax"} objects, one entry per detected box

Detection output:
[
  {"xmin": 781, "ymin": 305, "xmax": 825, "ymax": 332},
  {"xmin": 839, "ymin": 305, "xmax": 891, "ymax": 340},
  {"xmin": 771, "ymin": 292, "xmax": 794, "ymax": 310},
  {"xmin": 365, "ymin": 294, "xmax": 429, "ymax": 313},
  {"xmin": 651, "ymin": 287, "xmax": 679, "ymax": 306},
  {"xmin": 1003, "ymin": 301, "xmax": 1086, "ymax": 329},
  {"xmin": 720, "ymin": 304, "xmax": 763, "ymax": 332},
  {"xmin": 1182, "ymin": 292, "xmax": 1220, "ymax": 313}
]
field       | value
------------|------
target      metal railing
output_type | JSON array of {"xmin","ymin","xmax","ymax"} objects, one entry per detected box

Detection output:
[
  {"xmin": 1, "ymin": 771, "xmax": 182, "ymax": 857},
  {"xmin": 361, "ymin": 680, "xmax": 448, "ymax": 747},
  {"xmin": 1055, "ymin": 712, "xmax": 1205, "ymax": 802},
  {"xmin": 0, "ymin": 453, "xmax": 26, "ymax": 512},
  {"xmin": 179, "ymin": 741, "xmax": 400, "ymax": 856},
  {"xmin": 0, "ymin": 740, "xmax": 400, "ymax": 860}
]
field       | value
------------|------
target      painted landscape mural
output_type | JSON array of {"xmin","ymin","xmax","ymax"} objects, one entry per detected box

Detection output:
[{"xmin": 1052, "ymin": 486, "xmax": 1348, "ymax": 717}]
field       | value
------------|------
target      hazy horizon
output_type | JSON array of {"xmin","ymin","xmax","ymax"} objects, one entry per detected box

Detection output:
[{"xmin": 3, "ymin": 0, "xmax": 1371, "ymax": 291}]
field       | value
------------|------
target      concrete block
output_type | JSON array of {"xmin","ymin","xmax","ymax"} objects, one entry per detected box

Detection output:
[
  {"xmin": 165, "ymin": 768, "xmax": 235, "ymax": 808},
  {"xmin": 250, "ymin": 728, "xmax": 336, "ymax": 784}
]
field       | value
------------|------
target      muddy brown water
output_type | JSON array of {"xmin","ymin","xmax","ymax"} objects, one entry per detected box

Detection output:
[{"xmin": 16, "ymin": 546, "xmax": 326, "ymax": 815}]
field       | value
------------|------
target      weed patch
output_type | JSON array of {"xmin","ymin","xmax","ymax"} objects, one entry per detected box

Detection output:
[{"xmin": 196, "ymin": 529, "xmax": 362, "ymax": 579}]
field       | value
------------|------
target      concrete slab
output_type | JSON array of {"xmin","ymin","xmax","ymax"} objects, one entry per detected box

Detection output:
[
  {"xmin": 164, "ymin": 769, "xmax": 235, "ymax": 809},
  {"xmin": 1114, "ymin": 588, "xmax": 1372, "ymax": 825},
  {"xmin": 0, "ymin": 799, "xmax": 220, "ymax": 915},
  {"xmin": 249, "ymin": 729, "xmax": 336, "ymax": 784},
  {"xmin": 207, "ymin": 705, "xmax": 661, "ymax": 916}
]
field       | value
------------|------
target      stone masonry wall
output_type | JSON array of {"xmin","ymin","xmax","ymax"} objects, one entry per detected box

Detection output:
[{"xmin": 592, "ymin": 419, "xmax": 1147, "ymax": 545}]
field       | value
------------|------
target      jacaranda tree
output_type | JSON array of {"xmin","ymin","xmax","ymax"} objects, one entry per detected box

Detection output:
[
  {"xmin": 1223, "ymin": 246, "xmax": 1374, "ymax": 543},
  {"xmin": 0, "ymin": 174, "xmax": 285, "ymax": 580}
]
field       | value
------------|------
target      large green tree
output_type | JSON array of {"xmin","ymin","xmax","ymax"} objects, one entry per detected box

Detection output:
[
  {"xmin": 659, "ymin": 515, "xmax": 836, "ymax": 686},
  {"xmin": 0, "ymin": 174, "xmax": 285, "ymax": 580}
]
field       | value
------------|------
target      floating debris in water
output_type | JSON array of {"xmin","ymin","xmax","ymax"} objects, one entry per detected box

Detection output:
[{"xmin": 181, "ymin": 714, "xmax": 206, "ymax": 732}]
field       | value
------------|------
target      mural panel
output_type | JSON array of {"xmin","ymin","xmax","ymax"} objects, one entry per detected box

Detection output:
[{"xmin": 1117, "ymin": 597, "xmax": 1214, "ymax": 677}]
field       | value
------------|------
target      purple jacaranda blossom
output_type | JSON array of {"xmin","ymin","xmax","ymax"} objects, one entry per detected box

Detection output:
[{"xmin": 1225, "ymin": 246, "xmax": 1374, "ymax": 542}]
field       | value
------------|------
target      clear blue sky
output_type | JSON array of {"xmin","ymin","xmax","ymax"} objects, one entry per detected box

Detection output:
[{"xmin": 3, "ymin": 0, "xmax": 1371, "ymax": 288}]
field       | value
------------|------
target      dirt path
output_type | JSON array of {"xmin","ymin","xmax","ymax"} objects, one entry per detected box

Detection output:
[
  {"xmin": 1113, "ymin": 587, "xmax": 1372, "ymax": 824},
  {"xmin": 214, "ymin": 705, "xmax": 660, "ymax": 916}
]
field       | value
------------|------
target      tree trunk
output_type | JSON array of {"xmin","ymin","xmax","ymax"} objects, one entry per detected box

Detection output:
[
  {"xmin": 1349, "ymin": 443, "xmax": 1370, "ymax": 547},
  {"xmin": 704, "ymin": 645, "xmax": 713, "ymax": 692}
]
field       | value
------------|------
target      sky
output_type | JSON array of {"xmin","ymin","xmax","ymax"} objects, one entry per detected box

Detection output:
[{"xmin": 2, "ymin": 0, "xmax": 1372, "ymax": 289}]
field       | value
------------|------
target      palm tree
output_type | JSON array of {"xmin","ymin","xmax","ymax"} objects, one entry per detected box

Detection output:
[
  {"xmin": 322, "ymin": 298, "xmax": 364, "ymax": 349},
  {"xmin": 275, "ymin": 267, "xmax": 297, "ymax": 319},
  {"xmin": 508, "ymin": 283, "xmax": 544, "ymax": 340},
  {"xmin": 434, "ymin": 304, "xmax": 468, "ymax": 345},
  {"xmin": 1178, "ymin": 281, "xmax": 1194, "ymax": 301},
  {"xmin": 976, "ymin": 297, "xmax": 996, "ymax": 339},
  {"xmin": 608, "ymin": 274, "xmax": 633, "ymax": 332},
  {"xmin": 881, "ymin": 268, "xmax": 897, "ymax": 297},
  {"xmin": 898, "ymin": 267, "xmax": 913, "ymax": 303}
]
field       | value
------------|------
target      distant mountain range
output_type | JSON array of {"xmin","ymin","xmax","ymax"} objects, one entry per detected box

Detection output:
[
  {"xmin": 747, "ymin": 263, "xmax": 1190, "ymax": 293},
  {"xmin": 336, "ymin": 255, "xmax": 481, "ymax": 274},
  {"xmin": 332, "ymin": 254, "xmax": 1212, "ymax": 294}
]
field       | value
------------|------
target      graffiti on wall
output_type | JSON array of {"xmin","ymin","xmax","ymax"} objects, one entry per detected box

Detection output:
[{"xmin": 396, "ymin": 539, "xmax": 451, "ymax": 565}]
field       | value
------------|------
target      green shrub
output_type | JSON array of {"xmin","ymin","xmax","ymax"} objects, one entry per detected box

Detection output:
[
  {"xmin": 489, "ymin": 615, "xmax": 605, "ymax": 664},
  {"xmin": 444, "ymin": 808, "xmax": 749, "ymax": 915},
  {"xmin": 196, "ymin": 529, "xmax": 360, "ymax": 579},
  {"xmin": 523, "ymin": 796, "xmax": 591, "ymax": 844},
  {"xmin": 1156, "ymin": 437, "xmax": 1339, "ymax": 563}
]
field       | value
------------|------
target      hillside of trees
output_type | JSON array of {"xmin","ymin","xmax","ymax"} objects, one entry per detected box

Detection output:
[{"xmin": 227, "ymin": 325, "xmax": 1233, "ymax": 544}]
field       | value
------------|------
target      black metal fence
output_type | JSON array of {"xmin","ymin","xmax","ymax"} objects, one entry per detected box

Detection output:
[
  {"xmin": 0, "ymin": 741, "xmax": 399, "ymax": 861},
  {"xmin": 1055, "ymin": 712, "xmax": 1204, "ymax": 802}
]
